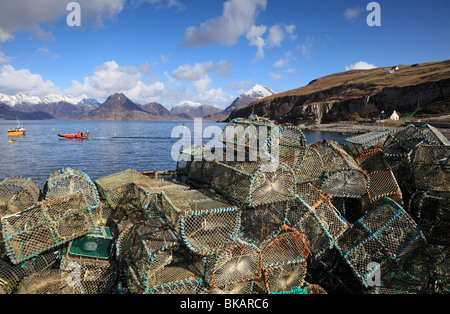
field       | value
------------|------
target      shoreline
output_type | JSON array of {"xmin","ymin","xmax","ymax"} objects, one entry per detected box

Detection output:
[
  {"xmin": 299, "ymin": 123, "xmax": 398, "ymax": 135},
  {"xmin": 299, "ymin": 122, "xmax": 450, "ymax": 138}
]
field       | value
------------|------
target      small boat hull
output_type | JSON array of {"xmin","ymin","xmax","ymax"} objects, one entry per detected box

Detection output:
[
  {"xmin": 58, "ymin": 133, "xmax": 90, "ymax": 140},
  {"xmin": 8, "ymin": 130, "xmax": 25, "ymax": 137}
]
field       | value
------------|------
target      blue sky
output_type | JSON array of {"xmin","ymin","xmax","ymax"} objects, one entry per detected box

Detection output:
[{"xmin": 0, "ymin": 0, "xmax": 449, "ymax": 109}]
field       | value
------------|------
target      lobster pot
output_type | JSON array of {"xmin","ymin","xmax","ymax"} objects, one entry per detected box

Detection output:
[
  {"xmin": 116, "ymin": 219, "xmax": 203, "ymax": 294},
  {"xmin": 424, "ymin": 245, "xmax": 450, "ymax": 294},
  {"xmin": 0, "ymin": 177, "xmax": 40, "ymax": 216},
  {"xmin": 148, "ymin": 278, "xmax": 206, "ymax": 294},
  {"xmin": 1, "ymin": 192, "xmax": 94, "ymax": 264},
  {"xmin": 310, "ymin": 140, "xmax": 369, "ymax": 198},
  {"xmin": 336, "ymin": 198, "xmax": 426, "ymax": 288},
  {"xmin": 408, "ymin": 191, "xmax": 449, "ymax": 246},
  {"xmin": 355, "ymin": 148, "xmax": 403, "ymax": 210},
  {"xmin": 120, "ymin": 181, "xmax": 190, "ymax": 218},
  {"xmin": 94, "ymin": 169, "xmax": 152, "ymax": 208},
  {"xmin": 260, "ymin": 230, "xmax": 310, "ymax": 269},
  {"xmin": 384, "ymin": 136, "xmax": 428, "ymax": 191},
  {"xmin": 412, "ymin": 145, "xmax": 449, "ymax": 192},
  {"xmin": 263, "ymin": 261, "xmax": 307, "ymax": 294},
  {"xmin": 288, "ymin": 183, "xmax": 350, "ymax": 258},
  {"xmin": 205, "ymin": 239, "xmax": 261, "ymax": 289},
  {"xmin": 392, "ymin": 124, "xmax": 429, "ymax": 141},
  {"xmin": 239, "ymin": 201, "xmax": 289, "ymax": 245},
  {"xmin": 211, "ymin": 160, "xmax": 296, "ymax": 206},
  {"xmin": 16, "ymin": 269, "xmax": 74, "ymax": 294},
  {"xmin": 160, "ymin": 189, "xmax": 241, "ymax": 255},
  {"xmin": 44, "ymin": 168, "xmax": 99, "ymax": 211},
  {"xmin": 177, "ymin": 145, "xmax": 217, "ymax": 185},
  {"xmin": 345, "ymin": 130, "xmax": 394, "ymax": 156},
  {"xmin": 369, "ymin": 253, "xmax": 429, "ymax": 294},
  {"xmin": 219, "ymin": 117, "xmax": 277, "ymax": 161},
  {"xmin": 266, "ymin": 124, "xmax": 307, "ymax": 173},
  {"xmin": 208, "ymin": 279, "xmax": 254, "ymax": 294},
  {"xmin": 271, "ymin": 283, "xmax": 327, "ymax": 294},
  {"xmin": 60, "ymin": 226, "xmax": 116, "ymax": 294},
  {"xmin": 259, "ymin": 230, "xmax": 310, "ymax": 294},
  {"xmin": 295, "ymin": 146, "xmax": 324, "ymax": 185},
  {"xmin": 419, "ymin": 124, "xmax": 450, "ymax": 146},
  {"xmin": 0, "ymin": 251, "xmax": 58, "ymax": 294}
]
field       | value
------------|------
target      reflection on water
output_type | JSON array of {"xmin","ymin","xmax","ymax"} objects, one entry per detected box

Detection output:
[{"xmin": 0, "ymin": 120, "xmax": 348, "ymax": 188}]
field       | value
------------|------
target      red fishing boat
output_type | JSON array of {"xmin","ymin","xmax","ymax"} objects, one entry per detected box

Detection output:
[{"xmin": 58, "ymin": 131, "xmax": 90, "ymax": 140}]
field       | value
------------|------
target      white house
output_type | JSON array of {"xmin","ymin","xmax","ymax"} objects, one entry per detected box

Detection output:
[
  {"xmin": 386, "ymin": 66, "xmax": 399, "ymax": 74},
  {"xmin": 390, "ymin": 110, "xmax": 400, "ymax": 121},
  {"xmin": 379, "ymin": 110, "xmax": 400, "ymax": 121}
]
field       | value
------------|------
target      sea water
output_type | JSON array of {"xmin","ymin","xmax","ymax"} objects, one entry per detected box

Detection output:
[{"xmin": 0, "ymin": 120, "xmax": 348, "ymax": 188}]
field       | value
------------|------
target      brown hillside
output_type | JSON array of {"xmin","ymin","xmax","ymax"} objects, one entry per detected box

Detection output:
[{"xmin": 228, "ymin": 59, "xmax": 450, "ymax": 125}]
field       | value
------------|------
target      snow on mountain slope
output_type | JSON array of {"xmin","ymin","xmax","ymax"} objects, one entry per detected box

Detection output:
[{"xmin": 0, "ymin": 93, "xmax": 100, "ymax": 107}]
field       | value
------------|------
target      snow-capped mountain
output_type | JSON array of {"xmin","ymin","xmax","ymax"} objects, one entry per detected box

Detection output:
[
  {"xmin": 0, "ymin": 93, "xmax": 101, "ymax": 119},
  {"xmin": 170, "ymin": 101, "xmax": 223, "ymax": 119},
  {"xmin": 230, "ymin": 84, "xmax": 277, "ymax": 110},
  {"xmin": 204, "ymin": 84, "xmax": 277, "ymax": 121},
  {"xmin": 0, "ymin": 93, "xmax": 100, "ymax": 107}
]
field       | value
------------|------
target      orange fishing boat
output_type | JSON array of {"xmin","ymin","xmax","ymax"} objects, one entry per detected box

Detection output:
[
  {"xmin": 58, "ymin": 131, "xmax": 90, "ymax": 140},
  {"xmin": 7, "ymin": 119, "xmax": 26, "ymax": 136}
]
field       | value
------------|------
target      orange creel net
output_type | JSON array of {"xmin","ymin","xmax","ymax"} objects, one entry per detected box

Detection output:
[{"xmin": 355, "ymin": 148, "xmax": 404, "ymax": 210}]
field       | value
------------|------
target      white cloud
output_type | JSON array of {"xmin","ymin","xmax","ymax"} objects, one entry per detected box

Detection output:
[
  {"xmin": 0, "ymin": 0, "xmax": 126, "ymax": 42},
  {"xmin": 170, "ymin": 60, "xmax": 233, "ymax": 93},
  {"xmin": 161, "ymin": 54, "xmax": 170, "ymax": 63},
  {"xmin": 285, "ymin": 68, "xmax": 297, "ymax": 75},
  {"xmin": 267, "ymin": 24, "xmax": 284, "ymax": 48},
  {"xmin": 343, "ymin": 6, "xmax": 365, "ymax": 21},
  {"xmin": 345, "ymin": 61, "xmax": 377, "ymax": 71},
  {"xmin": 0, "ymin": 46, "xmax": 10, "ymax": 63},
  {"xmin": 267, "ymin": 24, "xmax": 296, "ymax": 48},
  {"xmin": 65, "ymin": 60, "xmax": 157, "ymax": 100},
  {"xmin": 246, "ymin": 25, "xmax": 267, "ymax": 62},
  {"xmin": 270, "ymin": 72, "xmax": 283, "ymax": 80},
  {"xmin": 226, "ymin": 81, "xmax": 253, "ymax": 91},
  {"xmin": 183, "ymin": 0, "xmax": 267, "ymax": 47},
  {"xmin": 182, "ymin": 0, "xmax": 297, "ymax": 63},
  {"xmin": 0, "ymin": 64, "xmax": 60, "ymax": 96},
  {"xmin": 274, "ymin": 50, "xmax": 296, "ymax": 68},
  {"xmin": 132, "ymin": 0, "xmax": 185, "ymax": 11},
  {"xmin": 194, "ymin": 87, "xmax": 235, "ymax": 108},
  {"xmin": 302, "ymin": 36, "xmax": 313, "ymax": 60},
  {"xmin": 285, "ymin": 24, "xmax": 297, "ymax": 41}
]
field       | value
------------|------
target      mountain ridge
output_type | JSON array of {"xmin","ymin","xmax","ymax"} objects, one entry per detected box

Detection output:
[
  {"xmin": 205, "ymin": 84, "xmax": 277, "ymax": 121},
  {"xmin": 227, "ymin": 59, "xmax": 450, "ymax": 125}
]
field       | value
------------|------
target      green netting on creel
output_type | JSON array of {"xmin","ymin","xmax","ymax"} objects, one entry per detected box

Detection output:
[
  {"xmin": 239, "ymin": 200, "xmax": 290, "ymax": 245},
  {"xmin": 205, "ymin": 239, "xmax": 261, "ymax": 288},
  {"xmin": 0, "ymin": 177, "xmax": 41, "ymax": 216},
  {"xmin": 336, "ymin": 197, "xmax": 426, "ymax": 288},
  {"xmin": 265, "ymin": 124, "xmax": 307, "ymax": 175},
  {"xmin": 419, "ymin": 124, "xmax": 450, "ymax": 146},
  {"xmin": 309, "ymin": 140, "xmax": 370, "ymax": 198},
  {"xmin": 408, "ymin": 191, "xmax": 449, "ymax": 246},
  {"xmin": 211, "ymin": 160, "xmax": 297, "ymax": 206},
  {"xmin": 44, "ymin": 168, "xmax": 100, "ymax": 211},
  {"xmin": 287, "ymin": 185, "xmax": 350, "ymax": 258},
  {"xmin": 345, "ymin": 130, "xmax": 394, "ymax": 155},
  {"xmin": 412, "ymin": 144, "xmax": 449, "ymax": 192},
  {"xmin": 1, "ymin": 191, "xmax": 94, "ymax": 264},
  {"xmin": 160, "ymin": 189, "xmax": 241, "ymax": 256}
]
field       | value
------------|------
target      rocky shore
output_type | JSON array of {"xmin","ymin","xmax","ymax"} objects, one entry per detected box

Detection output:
[{"xmin": 301, "ymin": 122, "xmax": 450, "ymax": 138}]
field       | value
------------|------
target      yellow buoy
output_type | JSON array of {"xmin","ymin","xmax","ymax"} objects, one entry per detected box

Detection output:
[{"xmin": 9, "ymin": 140, "xmax": 14, "ymax": 144}]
